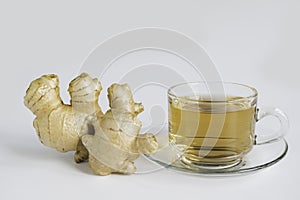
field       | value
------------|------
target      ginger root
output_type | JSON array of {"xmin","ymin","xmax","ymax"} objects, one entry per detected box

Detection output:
[
  {"xmin": 24, "ymin": 73, "xmax": 158, "ymax": 175},
  {"xmin": 24, "ymin": 73, "xmax": 103, "ymax": 152},
  {"xmin": 79, "ymin": 83, "xmax": 158, "ymax": 175}
]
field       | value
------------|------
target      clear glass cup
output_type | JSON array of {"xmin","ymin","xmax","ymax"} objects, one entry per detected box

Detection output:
[{"xmin": 168, "ymin": 82, "xmax": 288, "ymax": 169}]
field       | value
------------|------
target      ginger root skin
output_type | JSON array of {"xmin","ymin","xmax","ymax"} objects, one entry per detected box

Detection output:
[
  {"xmin": 80, "ymin": 83, "xmax": 159, "ymax": 175},
  {"xmin": 24, "ymin": 73, "xmax": 103, "ymax": 152}
]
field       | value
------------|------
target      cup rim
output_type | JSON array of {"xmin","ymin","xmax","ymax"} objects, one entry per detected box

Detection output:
[{"xmin": 168, "ymin": 81, "xmax": 258, "ymax": 103}]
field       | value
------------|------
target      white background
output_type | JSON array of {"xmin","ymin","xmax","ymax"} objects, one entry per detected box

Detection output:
[{"xmin": 0, "ymin": 1, "xmax": 299, "ymax": 200}]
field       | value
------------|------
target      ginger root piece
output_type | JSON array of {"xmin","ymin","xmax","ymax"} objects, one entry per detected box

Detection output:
[
  {"xmin": 25, "ymin": 73, "xmax": 158, "ymax": 175},
  {"xmin": 24, "ymin": 73, "xmax": 103, "ymax": 152},
  {"xmin": 80, "ymin": 83, "xmax": 159, "ymax": 175}
]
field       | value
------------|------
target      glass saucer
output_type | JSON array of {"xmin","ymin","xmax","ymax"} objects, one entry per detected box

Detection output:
[{"xmin": 143, "ymin": 124, "xmax": 288, "ymax": 176}]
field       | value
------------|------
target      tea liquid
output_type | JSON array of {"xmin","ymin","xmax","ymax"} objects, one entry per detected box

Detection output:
[{"xmin": 168, "ymin": 96, "xmax": 256, "ymax": 166}]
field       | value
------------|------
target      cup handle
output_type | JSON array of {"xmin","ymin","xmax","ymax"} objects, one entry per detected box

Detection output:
[{"xmin": 255, "ymin": 107, "xmax": 289, "ymax": 145}]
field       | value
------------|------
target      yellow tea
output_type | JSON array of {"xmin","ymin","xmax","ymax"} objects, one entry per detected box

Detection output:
[{"xmin": 168, "ymin": 96, "xmax": 256, "ymax": 168}]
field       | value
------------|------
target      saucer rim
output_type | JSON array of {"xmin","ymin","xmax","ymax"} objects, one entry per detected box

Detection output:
[{"xmin": 144, "ymin": 139, "xmax": 288, "ymax": 176}]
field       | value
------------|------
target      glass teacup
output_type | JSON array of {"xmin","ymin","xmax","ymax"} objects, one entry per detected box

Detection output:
[{"xmin": 168, "ymin": 82, "xmax": 288, "ymax": 169}]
